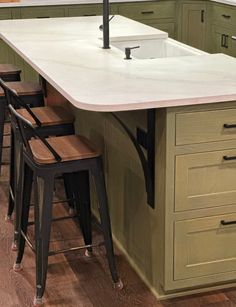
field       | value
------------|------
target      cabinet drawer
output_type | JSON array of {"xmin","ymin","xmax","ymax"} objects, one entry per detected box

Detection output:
[
  {"xmin": 174, "ymin": 213, "xmax": 236, "ymax": 281},
  {"xmin": 21, "ymin": 7, "xmax": 65, "ymax": 19},
  {"xmin": 211, "ymin": 25, "xmax": 235, "ymax": 56},
  {"xmin": 175, "ymin": 150, "xmax": 236, "ymax": 212},
  {"xmin": 176, "ymin": 108, "xmax": 236, "ymax": 145},
  {"xmin": 67, "ymin": 5, "xmax": 102, "ymax": 17},
  {"xmin": 212, "ymin": 4, "xmax": 236, "ymax": 28},
  {"xmin": 118, "ymin": 1, "xmax": 175, "ymax": 20}
]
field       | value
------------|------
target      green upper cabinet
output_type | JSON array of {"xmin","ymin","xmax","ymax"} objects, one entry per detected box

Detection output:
[
  {"xmin": 118, "ymin": 1, "xmax": 176, "ymax": 38},
  {"xmin": 180, "ymin": 1, "xmax": 207, "ymax": 51}
]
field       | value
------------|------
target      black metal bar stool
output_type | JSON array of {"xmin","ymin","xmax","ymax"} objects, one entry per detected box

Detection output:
[
  {"xmin": 0, "ymin": 63, "xmax": 21, "ymax": 82},
  {"xmin": 0, "ymin": 80, "xmax": 45, "ymax": 174},
  {"xmin": 0, "ymin": 79, "xmax": 76, "ymax": 249},
  {"xmin": 0, "ymin": 64, "xmax": 21, "ymax": 172},
  {"xmin": 9, "ymin": 104, "xmax": 123, "ymax": 306}
]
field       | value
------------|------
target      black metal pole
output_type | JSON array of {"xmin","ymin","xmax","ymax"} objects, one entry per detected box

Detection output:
[{"xmin": 103, "ymin": 0, "xmax": 110, "ymax": 49}]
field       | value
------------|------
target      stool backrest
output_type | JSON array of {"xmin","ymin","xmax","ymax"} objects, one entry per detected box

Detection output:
[
  {"xmin": 8, "ymin": 104, "xmax": 62, "ymax": 163},
  {"xmin": 0, "ymin": 78, "xmax": 42, "ymax": 127}
]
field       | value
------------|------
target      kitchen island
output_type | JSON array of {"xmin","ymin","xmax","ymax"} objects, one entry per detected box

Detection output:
[{"xmin": 1, "ymin": 15, "xmax": 236, "ymax": 298}]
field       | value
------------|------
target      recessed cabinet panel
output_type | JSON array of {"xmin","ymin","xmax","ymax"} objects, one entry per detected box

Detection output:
[
  {"xmin": 0, "ymin": 9, "xmax": 12, "ymax": 20},
  {"xmin": 141, "ymin": 20, "xmax": 175, "ymax": 38},
  {"xmin": 174, "ymin": 214, "xmax": 236, "ymax": 280},
  {"xmin": 175, "ymin": 150, "xmax": 236, "ymax": 211},
  {"xmin": 67, "ymin": 5, "xmax": 103, "ymax": 17},
  {"xmin": 21, "ymin": 7, "xmax": 65, "ymax": 19},
  {"xmin": 212, "ymin": 4, "xmax": 236, "ymax": 28},
  {"xmin": 118, "ymin": 1, "xmax": 175, "ymax": 20},
  {"xmin": 181, "ymin": 3, "xmax": 206, "ymax": 50},
  {"xmin": 211, "ymin": 25, "xmax": 235, "ymax": 56},
  {"xmin": 176, "ymin": 109, "xmax": 236, "ymax": 145}
]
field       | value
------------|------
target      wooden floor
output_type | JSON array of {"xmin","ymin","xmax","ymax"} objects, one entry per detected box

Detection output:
[{"xmin": 1, "ymin": 146, "xmax": 236, "ymax": 306}]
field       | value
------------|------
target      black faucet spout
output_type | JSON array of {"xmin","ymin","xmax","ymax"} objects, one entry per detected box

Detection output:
[{"xmin": 103, "ymin": 0, "xmax": 110, "ymax": 49}]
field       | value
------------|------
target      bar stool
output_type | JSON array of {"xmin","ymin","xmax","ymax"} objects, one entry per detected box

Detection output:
[
  {"xmin": 0, "ymin": 64, "xmax": 21, "ymax": 173},
  {"xmin": 0, "ymin": 63, "xmax": 21, "ymax": 82},
  {"xmin": 0, "ymin": 80, "xmax": 44, "ymax": 173},
  {"xmin": 9, "ymin": 104, "xmax": 123, "ymax": 306},
  {"xmin": 0, "ymin": 79, "xmax": 76, "ymax": 248}
]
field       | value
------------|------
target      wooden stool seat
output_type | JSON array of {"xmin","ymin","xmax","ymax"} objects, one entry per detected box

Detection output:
[
  {"xmin": 0, "ymin": 64, "xmax": 21, "ymax": 76},
  {"xmin": 29, "ymin": 135, "xmax": 100, "ymax": 164},
  {"xmin": 17, "ymin": 106, "xmax": 74, "ymax": 126},
  {"xmin": 0, "ymin": 81, "xmax": 42, "ymax": 97}
]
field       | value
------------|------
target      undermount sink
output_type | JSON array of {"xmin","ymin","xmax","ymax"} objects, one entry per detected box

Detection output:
[{"xmin": 111, "ymin": 38, "xmax": 207, "ymax": 59}]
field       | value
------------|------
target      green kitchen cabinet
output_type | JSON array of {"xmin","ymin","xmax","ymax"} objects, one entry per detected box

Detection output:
[
  {"xmin": 211, "ymin": 25, "xmax": 236, "ymax": 57},
  {"xmin": 66, "ymin": 4, "xmax": 103, "ymax": 17},
  {"xmin": 0, "ymin": 9, "xmax": 20, "ymax": 64},
  {"xmin": 180, "ymin": 2, "xmax": 207, "ymax": 51},
  {"xmin": 118, "ymin": 1, "xmax": 176, "ymax": 38},
  {"xmin": 20, "ymin": 6, "xmax": 65, "ymax": 19},
  {"xmin": 210, "ymin": 2, "xmax": 236, "ymax": 56},
  {"xmin": 141, "ymin": 20, "xmax": 175, "ymax": 38}
]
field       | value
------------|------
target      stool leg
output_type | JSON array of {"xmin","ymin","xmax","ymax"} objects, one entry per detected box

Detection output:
[
  {"xmin": 14, "ymin": 163, "xmax": 33, "ymax": 269},
  {"xmin": 74, "ymin": 171, "xmax": 92, "ymax": 256},
  {"xmin": 63, "ymin": 173, "xmax": 75, "ymax": 216},
  {"xmin": 6, "ymin": 128, "xmax": 15, "ymax": 220},
  {"xmin": 0, "ymin": 98, "xmax": 5, "ymax": 175},
  {"xmin": 34, "ymin": 175, "xmax": 54, "ymax": 306},
  {"xmin": 92, "ymin": 158, "xmax": 123, "ymax": 289},
  {"xmin": 11, "ymin": 145, "xmax": 24, "ymax": 251}
]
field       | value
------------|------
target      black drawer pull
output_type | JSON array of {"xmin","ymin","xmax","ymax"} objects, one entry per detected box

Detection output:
[
  {"xmin": 36, "ymin": 16, "xmax": 50, "ymax": 19},
  {"xmin": 225, "ymin": 34, "xmax": 229, "ymax": 48},
  {"xmin": 221, "ymin": 34, "xmax": 225, "ymax": 47},
  {"xmin": 221, "ymin": 220, "xmax": 236, "ymax": 226},
  {"xmin": 201, "ymin": 10, "xmax": 204, "ymax": 23},
  {"xmin": 83, "ymin": 14, "xmax": 96, "ymax": 16},
  {"xmin": 222, "ymin": 14, "xmax": 231, "ymax": 19},
  {"xmin": 223, "ymin": 155, "xmax": 236, "ymax": 161},
  {"xmin": 224, "ymin": 123, "xmax": 236, "ymax": 128},
  {"xmin": 141, "ymin": 11, "xmax": 154, "ymax": 14}
]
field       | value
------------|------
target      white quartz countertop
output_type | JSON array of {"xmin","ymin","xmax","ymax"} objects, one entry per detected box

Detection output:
[
  {"xmin": 0, "ymin": 15, "xmax": 236, "ymax": 112},
  {"xmin": 211, "ymin": 0, "xmax": 236, "ymax": 7},
  {"xmin": 0, "ymin": 0, "xmax": 151, "ymax": 8},
  {"xmin": 0, "ymin": 0, "xmax": 236, "ymax": 9}
]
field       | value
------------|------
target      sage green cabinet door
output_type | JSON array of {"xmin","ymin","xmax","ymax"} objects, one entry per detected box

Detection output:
[
  {"xmin": 174, "ymin": 213, "xmax": 236, "ymax": 281},
  {"xmin": 175, "ymin": 150, "xmax": 236, "ymax": 212},
  {"xmin": 211, "ymin": 3, "xmax": 236, "ymax": 29},
  {"xmin": 21, "ymin": 7, "xmax": 65, "ymax": 19},
  {"xmin": 212, "ymin": 25, "xmax": 236, "ymax": 57},
  {"xmin": 118, "ymin": 1, "xmax": 175, "ymax": 21},
  {"xmin": 67, "ymin": 4, "xmax": 102, "ymax": 17},
  {"xmin": 176, "ymin": 108, "xmax": 236, "ymax": 145},
  {"xmin": 0, "ymin": 8, "xmax": 13, "ymax": 20},
  {"xmin": 181, "ymin": 3, "xmax": 206, "ymax": 50},
  {"xmin": 0, "ymin": 10, "xmax": 13, "ymax": 63},
  {"xmin": 141, "ymin": 20, "xmax": 175, "ymax": 38}
]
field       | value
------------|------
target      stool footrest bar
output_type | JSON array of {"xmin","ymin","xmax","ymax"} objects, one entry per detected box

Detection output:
[
  {"xmin": 27, "ymin": 214, "xmax": 76, "ymax": 226},
  {"xmin": 21, "ymin": 230, "xmax": 35, "ymax": 253},
  {"xmin": 48, "ymin": 241, "xmax": 105, "ymax": 256}
]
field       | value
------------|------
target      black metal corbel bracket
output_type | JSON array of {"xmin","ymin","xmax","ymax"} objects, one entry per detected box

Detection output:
[{"xmin": 111, "ymin": 109, "xmax": 155, "ymax": 209}]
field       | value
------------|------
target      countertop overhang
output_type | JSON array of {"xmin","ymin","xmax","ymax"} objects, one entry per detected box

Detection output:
[
  {"xmin": 0, "ymin": 0, "xmax": 236, "ymax": 8},
  {"xmin": 0, "ymin": 15, "xmax": 236, "ymax": 112}
]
